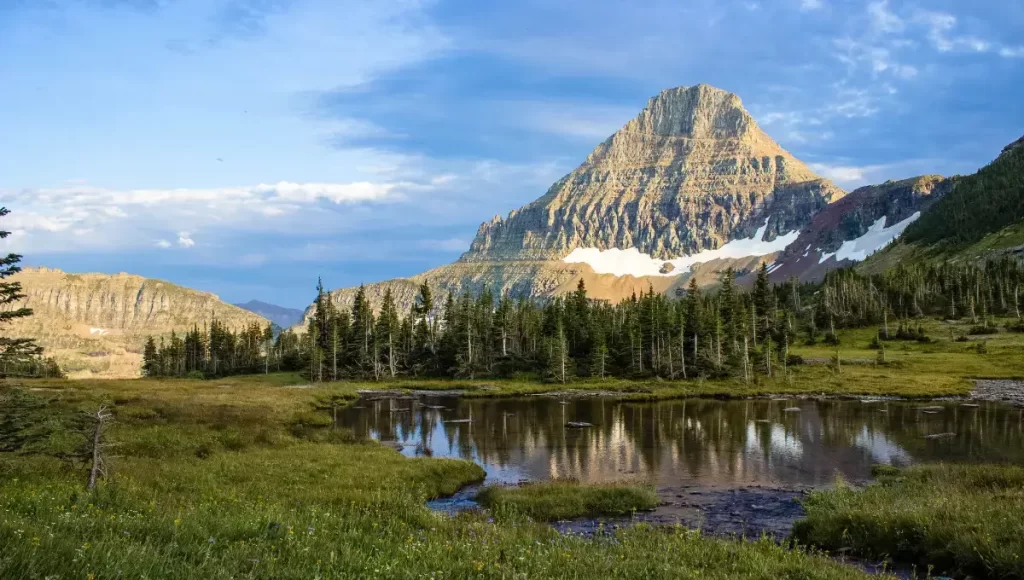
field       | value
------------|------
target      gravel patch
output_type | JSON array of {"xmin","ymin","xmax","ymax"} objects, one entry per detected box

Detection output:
[{"xmin": 972, "ymin": 380, "xmax": 1024, "ymax": 406}]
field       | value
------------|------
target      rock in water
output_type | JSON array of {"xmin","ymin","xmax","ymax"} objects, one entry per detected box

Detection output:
[{"xmin": 566, "ymin": 422, "xmax": 594, "ymax": 428}]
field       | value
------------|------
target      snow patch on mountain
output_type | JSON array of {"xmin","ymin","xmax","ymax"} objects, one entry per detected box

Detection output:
[
  {"xmin": 563, "ymin": 220, "xmax": 799, "ymax": 277},
  {"xmin": 818, "ymin": 212, "xmax": 920, "ymax": 264}
]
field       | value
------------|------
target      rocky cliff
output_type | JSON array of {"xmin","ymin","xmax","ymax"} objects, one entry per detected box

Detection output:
[
  {"xmin": 1, "ymin": 267, "xmax": 268, "ymax": 378},
  {"xmin": 766, "ymin": 175, "xmax": 953, "ymax": 282},
  {"xmin": 464, "ymin": 85, "xmax": 844, "ymax": 262}
]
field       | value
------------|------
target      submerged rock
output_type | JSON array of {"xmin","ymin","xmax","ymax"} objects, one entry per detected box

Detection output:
[
  {"xmin": 566, "ymin": 421, "xmax": 594, "ymax": 428},
  {"xmin": 922, "ymin": 432, "xmax": 956, "ymax": 440}
]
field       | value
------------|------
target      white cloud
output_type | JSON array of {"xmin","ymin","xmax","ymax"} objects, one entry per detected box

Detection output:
[
  {"xmin": 419, "ymin": 238, "xmax": 469, "ymax": 252},
  {"xmin": 264, "ymin": 181, "xmax": 398, "ymax": 204},
  {"xmin": 826, "ymin": 87, "xmax": 881, "ymax": 118},
  {"xmin": 502, "ymin": 100, "xmax": 637, "ymax": 141},
  {"xmin": 832, "ymin": 38, "xmax": 916, "ymax": 81},
  {"xmin": 808, "ymin": 163, "xmax": 886, "ymax": 185},
  {"xmin": 917, "ymin": 11, "xmax": 992, "ymax": 54},
  {"xmin": 807, "ymin": 160, "xmax": 936, "ymax": 189},
  {"xmin": 867, "ymin": 1, "xmax": 903, "ymax": 34},
  {"xmin": 1000, "ymin": 46, "xmax": 1024, "ymax": 58},
  {"xmin": 0, "ymin": 178, "xmax": 434, "ymax": 254},
  {"xmin": 800, "ymin": 0, "xmax": 823, "ymax": 11}
]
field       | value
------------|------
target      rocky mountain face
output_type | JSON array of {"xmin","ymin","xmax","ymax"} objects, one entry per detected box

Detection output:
[
  {"xmin": 767, "ymin": 175, "xmax": 953, "ymax": 282},
  {"xmin": 464, "ymin": 85, "xmax": 844, "ymax": 262},
  {"xmin": 1, "ymin": 268, "xmax": 268, "ymax": 378},
  {"xmin": 234, "ymin": 300, "xmax": 305, "ymax": 329},
  {"xmin": 311, "ymin": 84, "xmax": 848, "ymax": 318}
]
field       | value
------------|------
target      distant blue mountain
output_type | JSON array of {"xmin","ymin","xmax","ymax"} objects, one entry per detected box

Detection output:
[{"xmin": 233, "ymin": 300, "xmax": 305, "ymax": 329}]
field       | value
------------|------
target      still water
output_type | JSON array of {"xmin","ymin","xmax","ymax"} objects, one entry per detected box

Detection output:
[{"xmin": 338, "ymin": 396, "xmax": 1024, "ymax": 488}]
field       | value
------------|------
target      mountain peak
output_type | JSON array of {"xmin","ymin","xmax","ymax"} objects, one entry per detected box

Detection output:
[{"xmin": 622, "ymin": 84, "xmax": 754, "ymax": 140}]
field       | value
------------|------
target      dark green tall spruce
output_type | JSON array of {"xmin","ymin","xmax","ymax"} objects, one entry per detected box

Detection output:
[
  {"xmin": 0, "ymin": 207, "xmax": 60, "ymax": 378},
  {"xmin": 142, "ymin": 257, "xmax": 1024, "ymax": 382}
]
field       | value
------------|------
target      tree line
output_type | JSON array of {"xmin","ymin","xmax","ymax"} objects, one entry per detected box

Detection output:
[
  {"xmin": 903, "ymin": 141, "xmax": 1023, "ymax": 247},
  {"xmin": 142, "ymin": 258, "xmax": 1024, "ymax": 382}
]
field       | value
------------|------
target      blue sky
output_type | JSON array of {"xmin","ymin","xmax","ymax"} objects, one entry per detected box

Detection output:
[{"xmin": 1, "ymin": 0, "xmax": 1022, "ymax": 309}]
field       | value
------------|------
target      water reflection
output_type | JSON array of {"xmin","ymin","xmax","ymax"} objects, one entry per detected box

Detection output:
[{"xmin": 338, "ymin": 397, "xmax": 1024, "ymax": 487}]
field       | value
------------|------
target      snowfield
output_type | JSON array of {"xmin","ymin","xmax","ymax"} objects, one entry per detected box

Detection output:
[
  {"xmin": 818, "ymin": 212, "xmax": 920, "ymax": 264},
  {"xmin": 562, "ymin": 220, "xmax": 799, "ymax": 277}
]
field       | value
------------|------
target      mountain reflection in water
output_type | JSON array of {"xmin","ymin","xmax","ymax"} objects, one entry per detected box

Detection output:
[{"xmin": 337, "ymin": 397, "xmax": 1024, "ymax": 487}]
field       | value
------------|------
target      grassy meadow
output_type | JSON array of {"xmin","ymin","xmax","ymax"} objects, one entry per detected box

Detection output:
[
  {"xmin": 794, "ymin": 464, "xmax": 1024, "ymax": 579},
  {"xmin": 0, "ymin": 376, "xmax": 882, "ymax": 579},
  {"xmin": 475, "ymin": 481, "xmax": 660, "ymax": 522},
  {"xmin": 2, "ymin": 320, "xmax": 1023, "ymax": 578}
]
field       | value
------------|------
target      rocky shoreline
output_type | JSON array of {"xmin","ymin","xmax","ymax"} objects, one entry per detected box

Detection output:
[{"xmin": 970, "ymin": 379, "xmax": 1024, "ymax": 406}]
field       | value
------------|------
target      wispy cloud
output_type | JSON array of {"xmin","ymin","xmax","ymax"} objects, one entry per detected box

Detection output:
[
  {"xmin": 867, "ymin": 1, "xmax": 903, "ymax": 34},
  {"xmin": 419, "ymin": 238, "xmax": 469, "ymax": 252}
]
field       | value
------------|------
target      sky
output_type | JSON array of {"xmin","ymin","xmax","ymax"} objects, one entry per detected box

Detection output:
[{"xmin": 1, "ymin": 0, "xmax": 1022, "ymax": 309}]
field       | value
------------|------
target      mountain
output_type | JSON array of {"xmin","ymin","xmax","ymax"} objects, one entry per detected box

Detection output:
[
  {"xmin": 234, "ymin": 300, "xmax": 305, "ymax": 329},
  {"xmin": 0, "ymin": 267, "xmax": 268, "ymax": 379},
  {"xmin": 859, "ymin": 135, "xmax": 1024, "ymax": 273},
  {"xmin": 766, "ymin": 175, "xmax": 953, "ymax": 282},
  {"xmin": 312, "ymin": 84, "xmax": 846, "ymax": 316},
  {"xmin": 466, "ymin": 84, "xmax": 844, "ymax": 262}
]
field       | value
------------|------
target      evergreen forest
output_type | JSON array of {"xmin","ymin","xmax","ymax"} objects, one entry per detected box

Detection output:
[{"xmin": 142, "ymin": 259, "xmax": 1024, "ymax": 382}]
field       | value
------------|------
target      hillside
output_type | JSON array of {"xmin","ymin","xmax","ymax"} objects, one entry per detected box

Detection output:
[
  {"xmin": 901, "ymin": 136, "xmax": 1024, "ymax": 247},
  {"xmin": 0, "ymin": 267, "xmax": 268, "ymax": 378},
  {"xmin": 861, "ymin": 135, "xmax": 1024, "ymax": 273},
  {"xmin": 767, "ymin": 175, "xmax": 952, "ymax": 282}
]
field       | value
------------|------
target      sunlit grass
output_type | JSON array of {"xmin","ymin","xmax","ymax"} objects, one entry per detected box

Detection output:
[
  {"xmin": 793, "ymin": 464, "xmax": 1024, "ymax": 579},
  {"xmin": 476, "ymin": 480, "xmax": 660, "ymax": 522},
  {"xmin": 0, "ymin": 379, "xmax": 884, "ymax": 579}
]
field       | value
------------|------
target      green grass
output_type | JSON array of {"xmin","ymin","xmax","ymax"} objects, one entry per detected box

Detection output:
[
  {"xmin": 793, "ymin": 464, "xmax": 1024, "ymax": 579},
  {"xmin": 18, "ymin": 316, "xmax": 1024, "ymax": 405},
  {"xmin": 0, "ymin": 380, "xmax": 883, "ymax": 579},
  {"xmin": 6, "ymin": 318, "xmax": 1020, "ymax": 578},
  {"xmin": 476, "ymin": 480, "xmax": 660, "ymax": 522}
]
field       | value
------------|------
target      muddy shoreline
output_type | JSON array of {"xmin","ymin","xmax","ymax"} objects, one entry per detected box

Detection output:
[{"xmin": 430, "ymin": 482, "xmax": 837, "ymax": 540}]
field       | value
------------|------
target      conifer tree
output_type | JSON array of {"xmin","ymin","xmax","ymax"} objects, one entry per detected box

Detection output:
[{"xmin": 0, "ymin": 207, "xmax": 42, "ymax": 370}]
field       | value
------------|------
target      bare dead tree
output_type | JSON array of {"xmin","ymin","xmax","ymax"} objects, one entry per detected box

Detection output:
[{"xmin": 86, "ymin": 406, "xmax": 114, "ymax": 491}]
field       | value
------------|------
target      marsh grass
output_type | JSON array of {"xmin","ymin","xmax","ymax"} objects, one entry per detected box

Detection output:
[
  {"xmin": 476, "ymin": 480, "xmax": 660, "ymax": 522},
  {"xmin": 0, "ymin": 379, "xmax": 883, "ymax": 579},
  {"xmin": 793, "ymin": 464, "xmax": 1024, "ymax": 579}
]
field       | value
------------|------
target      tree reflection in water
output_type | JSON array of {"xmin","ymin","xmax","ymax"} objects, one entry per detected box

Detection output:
[{"xmin": 340, "ymin": 397, "xmax": 1024, "ymax": 487}]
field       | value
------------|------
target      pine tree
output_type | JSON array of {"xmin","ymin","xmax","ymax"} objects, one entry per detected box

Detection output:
[
  {"xmin": 0, "ymin": 207, "xmax": 42, "ymax": 371},
  {"xmin": 376, "ymin": 288, "xmax": 401, "ymax": 378},
  {"xmin": 588, "ymin": 324, "xmax": 608, "ymax": 379},
  {"xmin": 142, "ymin": 337, "xmax": 159, "ymax": 377}
]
